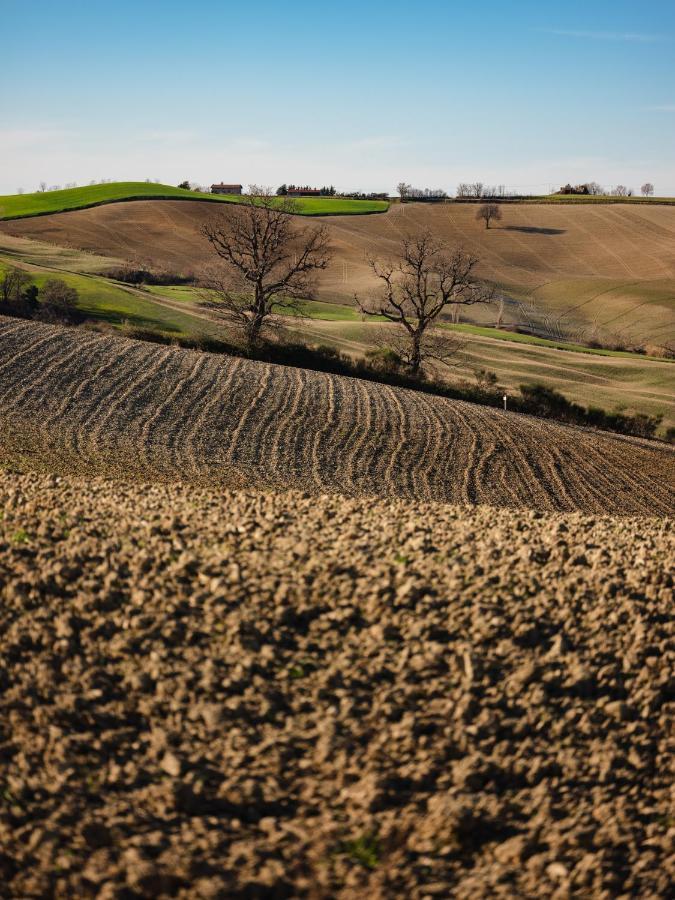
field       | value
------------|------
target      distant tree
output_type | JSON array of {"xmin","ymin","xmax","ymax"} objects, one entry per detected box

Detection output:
[
  {"xmin": 0, "ymin": 268, "xmax": 38, "ymax": 318},
  {"xmin": 397, "ymin": 182, "xmax": 411, "ymax": 202},
  {"xmin": 40, "ymin": 278, "xmax": 81, "ymax": 323},
  {"xmin": 641, "ymin": 182, "xmax": 654, "ymax": 197},
  {"xmin": 356, "ymin": 230, "xmax": 494, "ymax": 375},
  {"xmin": 200, "ymin": 189, "xmax": 332, "ymax": 347},
  {"xmin": 586, "ymin": 181, "xmax": 604, "ymax": 195},
  {"xmin": 471, "ymin": 182, "xmax": 484, "ymax": 198},
  {"xmin": 1, "ymin": 267, "xmax": 33, "ymax": 305},
  {"xmin": 177, "ymin": 180, "xmax": 191, "ymax": 190},
  {"xmin": 612, "ymin": 185, "xmax": 629, "ymax": 197},
  {"xmin": 476, "ymin": 202, "xmax": 502, "ymax": 229},
  {"xmin": 38, "ymin": 181, "xmax": 47, "ymax": 192},
  {"xmin": 17, "ymin": 187, "xmax": 24, "ymax": 195},
  {"xmin": 456, "ymin": 182, "xmax": 471, "ymax": 198},
  {"xmin": 276, "ymin": 184, "xmax": 288, "ymax": 196}
]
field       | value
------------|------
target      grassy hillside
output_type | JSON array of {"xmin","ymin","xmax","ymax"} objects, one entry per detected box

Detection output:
[{"xmin": 0, "ymin": 182, "xmax": 388, "ymax": 220}]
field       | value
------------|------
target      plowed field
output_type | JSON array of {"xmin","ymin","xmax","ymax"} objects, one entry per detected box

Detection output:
[{"xmin": 1, "ymin": 317, "xmax": 673, "ymax": 516}]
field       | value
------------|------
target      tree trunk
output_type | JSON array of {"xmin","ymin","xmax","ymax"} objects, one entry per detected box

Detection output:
[{"xmin": 409, "ymin": 332, "xmax": 422, "ymax": 375}]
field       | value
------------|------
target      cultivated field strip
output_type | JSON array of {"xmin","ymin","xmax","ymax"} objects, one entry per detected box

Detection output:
[{"xmin": 1, "ymin": 317, "xmax": 673, "ymax": 515}]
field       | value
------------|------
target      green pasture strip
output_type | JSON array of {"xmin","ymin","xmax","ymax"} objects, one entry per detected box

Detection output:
[
  {"xmin": 0, "ymin": 265, "xmax": 215, "ymax": 337},
  {"xmin": 0, "ymin": 183, "xmax": 388, "ymax": 221},
  {"xmin": 145, "ymin": 285, "xmax": 364, "ymax": 321}
]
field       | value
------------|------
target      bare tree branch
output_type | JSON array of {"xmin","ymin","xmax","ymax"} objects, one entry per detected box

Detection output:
[
  {"xmin": 356, "ymin": 230, "xmax": 494, "ymax": 374},
  {"xmin": 199, "ymin": 189, "xmax": 331, "ymax": 346}
]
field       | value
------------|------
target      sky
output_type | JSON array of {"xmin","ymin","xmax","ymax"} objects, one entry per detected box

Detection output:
[{"xmin": 1, "ymin": 0, "xmax": 674, "ymax": 195}]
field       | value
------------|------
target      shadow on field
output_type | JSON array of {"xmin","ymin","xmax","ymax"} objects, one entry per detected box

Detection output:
[{"xmin": 502, "ymin": 225, "xmax": 565, "ymax": 235}]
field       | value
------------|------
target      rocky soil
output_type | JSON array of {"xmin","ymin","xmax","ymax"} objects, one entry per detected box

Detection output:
[{"xmin": 0, "ymin": 470, "xmax": 673, "ymax": 898}]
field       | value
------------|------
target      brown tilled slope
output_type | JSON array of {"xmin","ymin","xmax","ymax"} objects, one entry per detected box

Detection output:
[
  {"xmin": 0, "ymin": 317, "xmax": 673, "ymax": 515},
  {"xmin": 0, "ymin": 473, "xmax": 673, "ymax": 898},
  {"xmin": 2, "ymin": 198, "xmax": 674, "ymax": 299}
]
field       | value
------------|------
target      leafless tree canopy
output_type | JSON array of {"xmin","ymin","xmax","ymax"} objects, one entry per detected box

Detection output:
[
  {"xmin": 641, "ymin": 182, "xmax": 655, "ymax": 197},
  {"xmin": 476, "ymin": 203, "xmax": 502, "ymax": 229},
  {"xmin": 200, "ymin": 190, "xmax": 331, "ymax": 346},
  {"xmin": 356, "ymin": 230, "xmax": 493, "ymax": 374},
  {"xmin": 397, "ymin": 182, "xmax": 411, "ymax": 201}
]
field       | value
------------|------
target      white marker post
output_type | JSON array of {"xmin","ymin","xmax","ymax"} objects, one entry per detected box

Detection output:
[{"xmin": 503, "ymin": 394, "xmax": 507, "ymax": 412}]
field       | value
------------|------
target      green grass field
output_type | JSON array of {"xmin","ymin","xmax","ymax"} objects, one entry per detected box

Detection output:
[
  {"xmin": 144, "ymin": 285, "xmax": 364, "ymax": 321},
  {"xmin": 0, "ymin": 183, "xmax": 389, "ymax": 221}
]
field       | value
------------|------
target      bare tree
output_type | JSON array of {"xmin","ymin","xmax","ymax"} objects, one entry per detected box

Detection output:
[
  {"xmin": 612, "ymin": 185, "xmax": 629, "ymax": 197},
  {"xmin": 471, "ymin": 182, "xmax": 484, "ymax": 199},
  {"xmin": 476, "ymin": 203, "xmax": 502, "ymax": 229},
  {"xmin": 397, "ymin": 182, "xmax": 411, "ymax": 202},
  {"xmin": 586, "ymin": 181, "xmax": 604, "ymax": 195},
  {"xmin": 1, "ymin": 267, "xmax": 33, "ymax": 305},
  {"xmin": 356, "ymin": 230, "xmax": 493, "ymax": 374},
  {"xmin": 641, "ymin": 182, "xmax": 654, "ymax": 197},
  {"xmin": 38, "ymin": 181, "xmax": 47, "ymax": 192},
  {"xmin": 200, "ymin": 190, "xmax": 331, "ymax": 347}
]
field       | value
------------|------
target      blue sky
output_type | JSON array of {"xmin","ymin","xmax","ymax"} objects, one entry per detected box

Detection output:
[{"xmin": 1, "ymin": 0, "xmax": 674, "ymax": 195}]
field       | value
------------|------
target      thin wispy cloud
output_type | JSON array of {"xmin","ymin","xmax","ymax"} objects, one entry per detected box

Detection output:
[{"xmin": 535, "ymin": 28, "xmax": 667, "ymax": 43}]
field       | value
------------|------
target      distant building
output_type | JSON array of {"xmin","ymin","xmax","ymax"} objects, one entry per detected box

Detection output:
[
  {"xmin": 287, "ymin": 185, "xmax": 321, "ymax": 197},
  {"xmin": 211, "ymin": 183, "xmax": 243, "ymax": 195}
]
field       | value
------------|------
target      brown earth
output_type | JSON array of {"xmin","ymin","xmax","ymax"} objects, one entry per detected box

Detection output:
[
  {"xmin": 2, "ymin": 199, "xmax": 674, "ymax": 344},
  {"xmin": 0, "ymin": 471, "xmax": 673, "ymax": 898},
  {"xmin": 1, "ymin": 317, "xmax": 673, "ymax": 516}
]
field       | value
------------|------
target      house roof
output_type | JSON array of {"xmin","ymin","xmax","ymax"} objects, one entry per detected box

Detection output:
[{"xmin": 211, "ymin": 183, "xmax": 242, "ymax": 189}]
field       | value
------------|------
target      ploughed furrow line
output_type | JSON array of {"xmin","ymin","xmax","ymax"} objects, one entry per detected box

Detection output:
[
  {"xmin": 310, "ymin": 373, "xmax": 338, "ymax": 492},
  {"xmin": 0, "ymin": 328, "xmax": 81, "ymax": 404},
  {"xmin": 381, "ymin": 384, "xmax": 413, "ymax": 498},
  {"xmin": 38, "ymin": 333, "xmax": 138, "ymax": 434},
  {"xmin": 0, "ymin": 318, "xmax": 673, "ymax": 516},
  {"xmin": 86, "ymin": 344, "xmax": 173, "ymax": 456},
  {"xmin": 225, "ymin": 364, "xmax": 274, "ymax": 471},
  {"xmin": 247, "ymin": 366, "xmax": 307, "ymax": 479},
  {"xmin": 139, "ymin": 353, "xmax": 211, "ymax": 470},
  {"xmin": 348, "ymin": 379, "xmax": 393, "ymax": 493},
  {"xmin": 407, "ymin": 391, "xmax": 458, "ymax": 501},
  {"xmin": 70, "ymin": 342, "xmax": 161, "ymax": 461},
  {"xmin": 496, "ymin": 413, "xmax": 578, "ymax": 512},
  {"xmin": 572, "ymin": 433, "xmax": 669, "ymax": 516},
  {"xmin": 166, "ymin": 356, "xmax": 244, "ymax": 478}
]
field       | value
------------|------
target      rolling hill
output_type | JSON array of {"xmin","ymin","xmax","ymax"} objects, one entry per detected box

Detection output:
[
  {"xmin": 1, "ymin": 316, "xmax": 672, "ymax": 516},
  {"xmin": 0, "ymin": 182, "xmax": 388, "ymax": 220},
  {"xmin": 2, "ymin": 198, "xmax": 673, "ymax": 350}
]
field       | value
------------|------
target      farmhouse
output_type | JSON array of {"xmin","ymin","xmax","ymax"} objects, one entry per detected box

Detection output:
[
  {"xmin": 287, "ymin": 185, "xmax": 321, "ymax": 197},
  {"xmin": 211, "ymin": 183, "xmax": 243, "ymax": 195}
]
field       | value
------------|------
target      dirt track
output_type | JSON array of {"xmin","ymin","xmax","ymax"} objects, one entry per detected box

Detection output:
[
  {"xmin": 1, "ymin": 317, "xmax": 673, "ymax": 516},
  {"xmin": 0, "ymin": 470, "xmax": 673, "ymax": 898}
]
